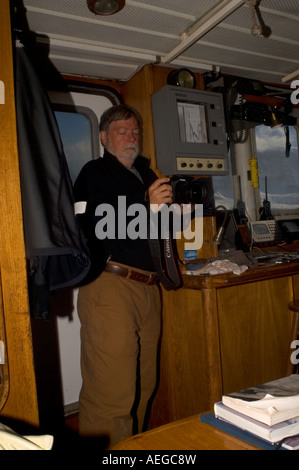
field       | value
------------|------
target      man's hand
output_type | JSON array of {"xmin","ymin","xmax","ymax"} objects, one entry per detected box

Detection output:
[{"xmin": 148, "ymin": 178, "xmax": 173, "ymax": 205}]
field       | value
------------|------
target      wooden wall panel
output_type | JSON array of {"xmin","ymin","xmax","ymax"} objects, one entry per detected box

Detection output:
[
  {"xmin": 218, "ymin": 276, "xmax": 293, "ymax": 394},
  {"xmin": 121, "ymin": 65, "xmax": 157, "ymax": 170},
  {"xmin": 0, "ymin": 0, "xmax": 39, "ymax": 426}
]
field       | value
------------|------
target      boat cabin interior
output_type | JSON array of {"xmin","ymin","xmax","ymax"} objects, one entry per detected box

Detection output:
[{"xmin": 1, "ymin": 0, "xmax": 299, "ymax": 450}]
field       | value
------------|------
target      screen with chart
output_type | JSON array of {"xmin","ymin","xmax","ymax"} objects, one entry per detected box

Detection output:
[{"xmin": 177, "ymin": 101, "xmax": 208, "ymax": 144}]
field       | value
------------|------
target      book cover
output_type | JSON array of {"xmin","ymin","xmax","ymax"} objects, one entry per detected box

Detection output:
[
  {"xmin": 214, "ymin": 401, "xmax": 299, "ymax": 443},
  {"xmin": 222, "ymin": 375, "xmax": 299, "ymax": 426},
  {"xmin": 282, "ymin": 436, "xmax": 299, "ymax": 450}
]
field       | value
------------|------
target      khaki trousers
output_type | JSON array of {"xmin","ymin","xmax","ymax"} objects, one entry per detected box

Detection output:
[{"xmin": 77, "ymin": 269, "xmax": 161, "ymax": 448}]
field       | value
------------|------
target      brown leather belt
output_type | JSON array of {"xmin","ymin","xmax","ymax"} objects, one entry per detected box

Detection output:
[{"xmin": 104, "ymin": 263, "xmax": 158, "ymax": 285}]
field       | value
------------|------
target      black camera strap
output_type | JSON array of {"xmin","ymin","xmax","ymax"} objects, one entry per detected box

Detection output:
[{"xmin": 148, "ymin": 229, "xmax": 182, "ymax": 291}]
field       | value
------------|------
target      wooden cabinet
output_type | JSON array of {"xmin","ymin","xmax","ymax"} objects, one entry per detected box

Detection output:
[
  {"xmin": 217, "ymin": 276, "xmax": 292, "ymax": 393},
  {"xmin": 149, "ymin": 265, "xmax": 295, "ymax": 428}
]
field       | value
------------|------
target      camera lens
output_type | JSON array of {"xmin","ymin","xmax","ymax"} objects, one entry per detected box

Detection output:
[
  {"xmin": 189, "ymin": 179, "xmax": 210, "ymax": 205},
  {"xmin": 170, "ymin": 176, "xmax": 214, "ymax": 214}
]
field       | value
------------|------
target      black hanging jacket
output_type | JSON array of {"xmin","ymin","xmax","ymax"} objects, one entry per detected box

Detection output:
[{"xmin": 15, "ymin": 42, "xmax": 91, "ymax": 319}]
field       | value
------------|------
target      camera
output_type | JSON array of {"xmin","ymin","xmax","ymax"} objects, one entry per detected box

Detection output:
[{"xmin": 170, "ymin": 176, "xmax": 215, "ymax": 215}]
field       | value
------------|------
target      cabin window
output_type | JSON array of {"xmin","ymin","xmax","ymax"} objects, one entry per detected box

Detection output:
[
  {"xmin": 255, "ymin": 124, "xmax": 299, "ymax": 213},
  {"xmin": 213, "ymin": 122, "xmax": 299, "ymax": 218},
  {"xmin": 49, "ymin": 86, "xmax": 120, "ymax": 185}
]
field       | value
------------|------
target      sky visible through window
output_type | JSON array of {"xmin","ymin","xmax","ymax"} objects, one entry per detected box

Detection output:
[
  {"xmin": 255, "ymin": 125, "xmax": 299, "ymax": 210},
  {"xmin": 55, "ymin": 111, "xmax": 93, "ymax": 184},
  {"xmin": 213, "ymin": 125, "xmax": 299, "ymax": 212}
]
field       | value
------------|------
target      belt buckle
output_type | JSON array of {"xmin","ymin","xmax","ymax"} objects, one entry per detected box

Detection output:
[{"xmin": 147, "ymin": 274, "xmax": 153, "ymax": 285}]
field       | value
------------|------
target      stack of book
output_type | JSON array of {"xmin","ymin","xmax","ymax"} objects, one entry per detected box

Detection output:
[{"xmin": 214, "ymin": 375, "xmax": 299, "ymax": 450}]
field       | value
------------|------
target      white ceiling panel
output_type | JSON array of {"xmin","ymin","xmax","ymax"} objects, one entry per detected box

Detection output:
[
  {"xmin": 49, "ymin": 55, "xmax": 138, "ymax": 81},
  {"xmin": 20, "ymin": 0, "xmax": 299, "ymax": 84},
  {"xmin": 27, "ymin": 12, "xmax": 180, "ymax": 55},
  {"xmin": 196, "ymin": 27, "xmax": 299, "ymax": 63}
]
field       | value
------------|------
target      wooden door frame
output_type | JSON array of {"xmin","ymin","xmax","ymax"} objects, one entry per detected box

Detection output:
[{"xmin": 0, "ymin": 0, "xmax": 39, "ymax": 427}]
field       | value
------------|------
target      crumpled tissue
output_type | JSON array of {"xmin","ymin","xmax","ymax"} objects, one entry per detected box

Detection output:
[{"xmin": 203, "ymin": 259, "xmax": 248, "ymax": 276}]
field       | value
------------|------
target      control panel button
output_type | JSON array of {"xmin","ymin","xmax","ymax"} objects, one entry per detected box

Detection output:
[{"xmin": 176, "ymin": 157, "xmax": 226, "ymax": 173}]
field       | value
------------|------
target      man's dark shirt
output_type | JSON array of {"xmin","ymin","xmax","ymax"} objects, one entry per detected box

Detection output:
[{"xmin": 74, "ymin": 150, "xmax": 157, "ymax": 284}]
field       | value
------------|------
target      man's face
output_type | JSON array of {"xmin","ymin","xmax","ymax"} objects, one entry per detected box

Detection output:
[{"xmin": 100, "ymin": 116, "xmax": 140, "ymax": 168}]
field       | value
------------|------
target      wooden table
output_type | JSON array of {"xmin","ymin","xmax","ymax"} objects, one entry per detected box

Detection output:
[{"xmin": 112, "ymin": 415, "xmax": 260, "ymax": 450}]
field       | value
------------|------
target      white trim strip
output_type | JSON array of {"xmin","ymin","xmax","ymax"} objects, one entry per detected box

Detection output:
[{"xmin": 74, "ymin": 201, "xmax": 87, "ymax": 215}]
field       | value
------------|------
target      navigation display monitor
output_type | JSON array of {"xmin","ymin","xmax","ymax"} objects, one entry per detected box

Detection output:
[{"xmin": 151, "ymin": 85, "xmax": 228, "ymax": 176}]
